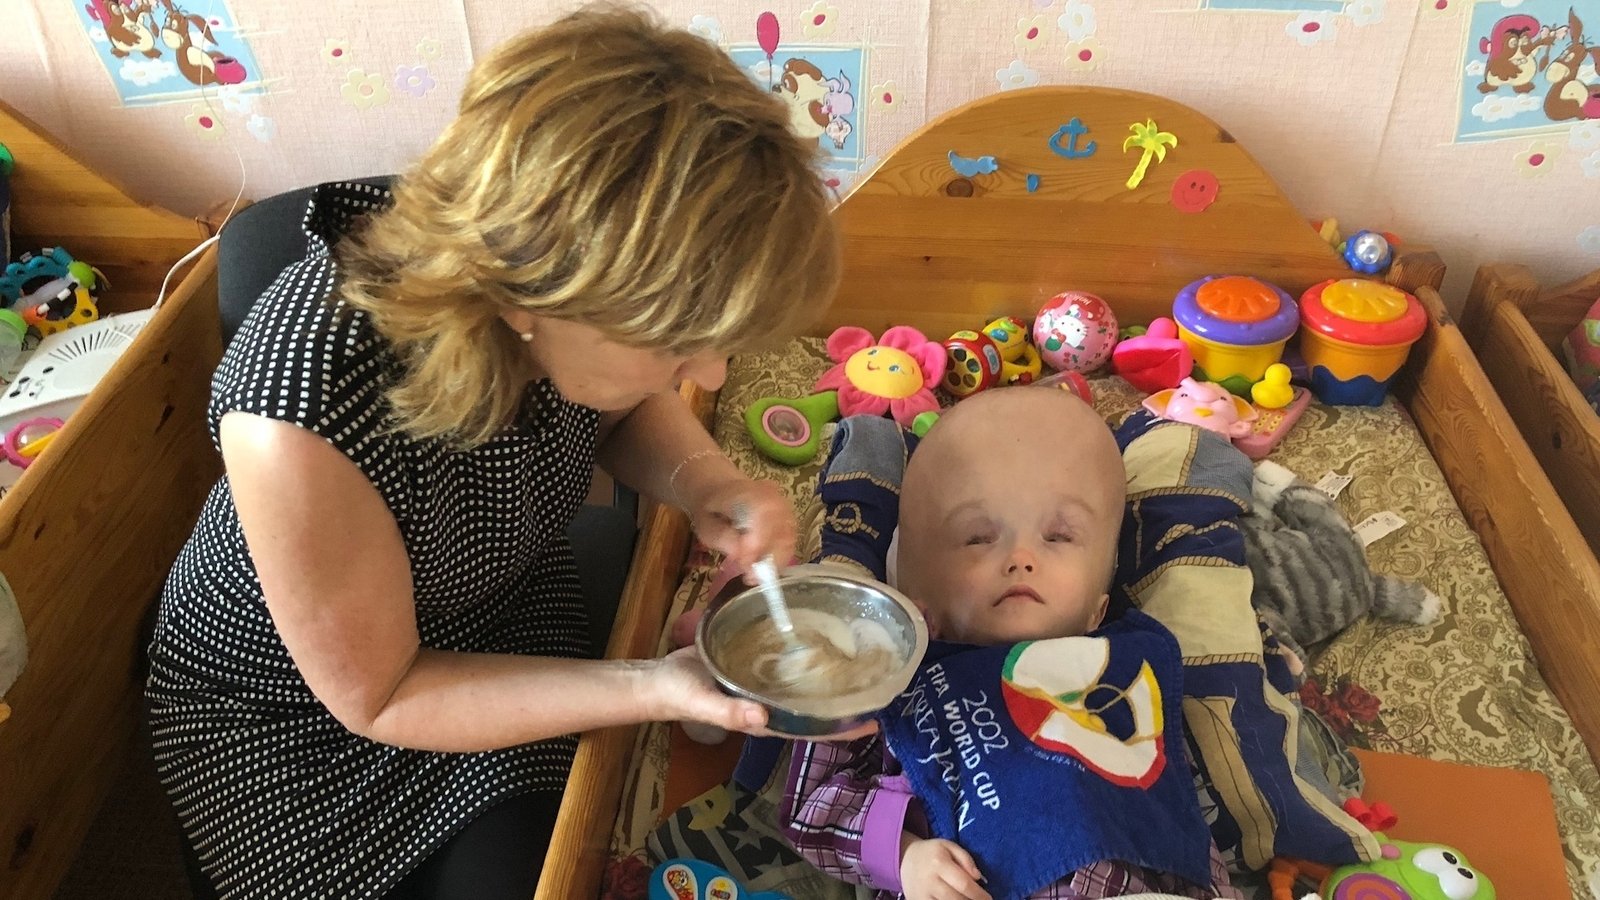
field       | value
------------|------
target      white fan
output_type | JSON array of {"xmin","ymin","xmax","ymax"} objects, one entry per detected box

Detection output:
[{"xmin": 0, "ymin": 308, "xmax": 157, "ymax": 438}]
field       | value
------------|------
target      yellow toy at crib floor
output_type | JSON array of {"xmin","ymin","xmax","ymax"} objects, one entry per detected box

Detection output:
[
  {"xmin": 1171, "ymin": 274, "xmax": 1300, "ymax": 398},
  {"xmin": 942, "ymin": 315, "xmax": 1043, "ymax": 397},
  {"xmin": 21, "ymin": 276, "xmax": 99, "ymax": 338},
  {"xmin": 1298, "ymin": 278, "xmax": 1426, "ymax": 407}
]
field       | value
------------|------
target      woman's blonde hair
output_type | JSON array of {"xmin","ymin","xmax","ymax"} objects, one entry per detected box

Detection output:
[{"xmin": 338, "ymin": 4, "xmax": 841, "ymax": 446}]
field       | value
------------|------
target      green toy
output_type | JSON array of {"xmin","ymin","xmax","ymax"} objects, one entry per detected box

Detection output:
[
  {"xmin": 0, "ymin": 142, "xmax": 11, "ymax": 266},
  {"xmin": 744, "ymin": 391, "xmax": 839, "ymax": 466},
  {"xmin": 1271, "ymin": 834, "xmax": 1494, "ymax": 900}
]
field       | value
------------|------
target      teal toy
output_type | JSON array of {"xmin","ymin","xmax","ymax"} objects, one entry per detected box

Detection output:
[
  {"xmin": 1270, "ymin": 835, "xmax": 1495, "ymax": 900},
  {"xmin": 744, "ymin": 391, "xmax": 839, "ymax": 466},
  {"xmin": 649, "ymin": 859, "xmax": 792, "ymax": 900},
  {"xmin": 1, "ymin": 246, "xmax": 74, "ymax": 308}
]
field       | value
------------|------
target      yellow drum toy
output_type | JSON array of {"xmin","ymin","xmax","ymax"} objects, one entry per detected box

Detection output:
[
  {"xmin": 1298, "ymin": 278, "xmax": 1426, "ymax": 406},
  {"xmin": 1172, "ymin": 275, "xmax": 1299, "ymax": 397}
]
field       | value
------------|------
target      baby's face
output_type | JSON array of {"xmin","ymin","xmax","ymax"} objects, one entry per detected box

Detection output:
[{"xmin": 898, "ymin": 388, "xmax": 1124, "ymax": 646}]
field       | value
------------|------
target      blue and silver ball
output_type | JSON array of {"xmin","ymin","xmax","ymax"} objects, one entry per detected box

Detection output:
[{"xmin": 1342, "ymin": 229, "xmax": 1392, "ymax": 275}]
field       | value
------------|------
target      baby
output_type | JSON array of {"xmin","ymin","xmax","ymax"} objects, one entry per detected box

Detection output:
[
  {"xmin": 780, "ymin": 387, "xmax": 1239, "ymax": 900},
  {"xmin": 892, "ymin": 385, "xmax": 1123, "ymax": 649}
]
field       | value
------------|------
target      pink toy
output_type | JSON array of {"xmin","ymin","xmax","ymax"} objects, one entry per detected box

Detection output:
[
  {"xmin": 1033, "ymin": 369, "xmax": 1096, "ymax": 407},
  {"xmin": 1143, "ymin": 377, "xmax": 1257, "ymax": 439},
  {"xmin": 1033, "ymin": 291, "xmax": 1119, "ymax": 373},
  {"xmin": 1112, "ymin": 318, "xmax": 1193, "ymax": 394},
  {"xmin": 2, "ymin": 417, "xmax": 63, "ymax": 470},
  {"xmin": 814, "ymin": 326, "xmax": 946, "ymax": 427},
  {"xmin": 1234, "ymin": 386, "xmax": 1311, "ymax": 461},
  {"xmin": 1562, "ymin": 295, "xmax": 1600, "ymax": 393}
]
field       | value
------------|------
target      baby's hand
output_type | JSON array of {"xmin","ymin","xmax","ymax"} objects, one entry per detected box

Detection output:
[{"xmin": 900, "ymin": 837, "xmax": 991, "ymax": 900}]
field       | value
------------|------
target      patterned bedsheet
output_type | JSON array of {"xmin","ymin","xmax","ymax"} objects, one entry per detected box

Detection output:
[{"xmin": 602, "ymin": 338, "xmax": 1600, "ymax": 899}]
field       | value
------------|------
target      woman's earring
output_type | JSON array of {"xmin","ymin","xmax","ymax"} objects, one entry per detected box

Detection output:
[{"xmin": 520, "ymin": 332, "xmax": 534, "ymax": 343}]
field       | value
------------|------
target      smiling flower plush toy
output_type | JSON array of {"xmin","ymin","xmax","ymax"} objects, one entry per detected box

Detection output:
[{"xmin": 814, "ymin": 325, "xmax": 946, "ymax": 427}]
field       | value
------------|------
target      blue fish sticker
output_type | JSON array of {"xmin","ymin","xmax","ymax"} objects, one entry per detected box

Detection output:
[{"xmin": 947, "ymin": 151, "xmax": 1000, "ymax": 177}]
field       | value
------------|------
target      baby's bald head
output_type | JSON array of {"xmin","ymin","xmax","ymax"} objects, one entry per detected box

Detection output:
[{"xmin": 897, "ymin": 386, "xmax": 1125, "ymax": 646}]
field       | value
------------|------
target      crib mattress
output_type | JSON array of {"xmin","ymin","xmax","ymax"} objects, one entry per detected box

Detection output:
[{"xmin": 602, "ymin": 338, "xmax": 1600, "ymax": 898}]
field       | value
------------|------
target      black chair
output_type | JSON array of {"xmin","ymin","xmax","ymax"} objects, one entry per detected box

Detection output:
[{"xmin": 216, "ymin": 179, "xmax": 639, "ymax": 655}]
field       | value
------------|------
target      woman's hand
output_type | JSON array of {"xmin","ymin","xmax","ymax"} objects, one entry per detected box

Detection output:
[
  {"xmin": 664, "ymin": 609, "xmax": 880, "ymax": 742},
  {"xmin": 688, "ymin": 475, "xmax": 797, "ymax": 577},
  {"xmin": 643, "ymin": 647, "xmax": 770, "ymax": 734},
  {"xmin": 900, "ymin": 838, "xmax": 991, "ymax": 900}
]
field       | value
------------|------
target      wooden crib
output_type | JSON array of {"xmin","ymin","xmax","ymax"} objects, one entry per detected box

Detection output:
[
  {"xmin": 535, "ymin": 86, "xmax": 1600, "ymax": 900},
  {"xmin": 0, "ymin": 100, "xmax": 222, "ymax": 898},
  {"xmin": 1463, "ymin": 265, "xmax": 1600, "ymax": 564}
]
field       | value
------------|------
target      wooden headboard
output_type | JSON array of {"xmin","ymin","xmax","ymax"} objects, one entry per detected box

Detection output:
[{"xmin": 824, "ymin": 86, "xmax": 1439, "ymax": 338}]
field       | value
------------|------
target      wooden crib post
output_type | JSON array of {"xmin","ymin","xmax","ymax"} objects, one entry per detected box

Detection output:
[
  {"xmin": 1385, "ymin": 244, "xmax": 1446, "ymax": 297},
  {"xmin": 1462, "ymin": 264, "xmax": 1539, "ymax": 350}
]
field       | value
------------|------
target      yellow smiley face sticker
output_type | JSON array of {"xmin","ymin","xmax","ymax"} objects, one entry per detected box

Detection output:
[{"xmin": 844, "ymin": 346, "xmax": 924, "ymax": 399}]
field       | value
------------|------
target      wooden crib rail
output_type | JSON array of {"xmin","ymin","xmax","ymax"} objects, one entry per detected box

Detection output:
[
  {"xmin": 1462, "ymin": 261, "xmax": 1600, "ymax": 595},
  {"xmin": 1396, "ymin": 284, "xmax": 1600, "ymax": 763},
  {"xmin": 1501, "ymin": 265, "xmax": 1600, "ymax": 353},
  {"xmin": 538, "ymin": 382, "xmax": 717, "ymax": 900}
]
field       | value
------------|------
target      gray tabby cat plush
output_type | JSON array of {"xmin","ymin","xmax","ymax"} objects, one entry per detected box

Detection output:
[{"xmin": 1240, "ymin": 461, "xmax": 1441, "ymax": 669}]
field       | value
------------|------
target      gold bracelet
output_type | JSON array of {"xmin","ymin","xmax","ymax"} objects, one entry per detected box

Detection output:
[{"xmin": 668, "ymin": 448, "xmax": 722, "ymax": 509}]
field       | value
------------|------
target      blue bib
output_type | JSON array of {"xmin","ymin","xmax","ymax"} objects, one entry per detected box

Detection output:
[{"xmin": 878, "ymin": 610, "xmax": 1212, "ymax": 900}]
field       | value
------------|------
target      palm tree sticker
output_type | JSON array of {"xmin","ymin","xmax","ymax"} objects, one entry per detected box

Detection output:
[{"xmin": 1122, "ymin": 119, "xmax": 1178, "ymax": 190}]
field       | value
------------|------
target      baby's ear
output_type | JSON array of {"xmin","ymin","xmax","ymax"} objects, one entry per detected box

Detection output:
[{"xmin": 1089, "ymin": 593, "xmax": 1111, "ymax": 630}]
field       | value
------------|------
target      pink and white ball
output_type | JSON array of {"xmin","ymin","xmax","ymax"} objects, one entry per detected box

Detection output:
[{"xmin": 1033, "ymin": 291, "xmax": 1119, "ymax": 373}]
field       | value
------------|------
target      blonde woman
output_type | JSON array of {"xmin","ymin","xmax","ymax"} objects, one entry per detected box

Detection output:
[{"xmin": 145, "ymin": 8, "xmax": 839, "ymax": 899}]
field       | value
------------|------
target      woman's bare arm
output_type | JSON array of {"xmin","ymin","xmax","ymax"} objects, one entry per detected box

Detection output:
[{"xmin": 220, "ymin": 412, "xmax": 763, "ymax": 752}]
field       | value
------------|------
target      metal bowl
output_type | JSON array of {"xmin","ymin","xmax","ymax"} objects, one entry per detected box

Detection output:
[{"xmin": 696, "ymin": 563, "xmax": 929, "ymax": 737}]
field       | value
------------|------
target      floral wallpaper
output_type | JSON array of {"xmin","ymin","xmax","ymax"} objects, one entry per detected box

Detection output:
[{"xmin": 1, "ymin": 0, "xmax": 1596, "ymax": 303}]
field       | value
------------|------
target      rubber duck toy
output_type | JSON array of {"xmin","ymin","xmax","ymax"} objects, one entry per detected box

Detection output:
[{"xmin": 1250, "ymin": 364, "xmax": 1294, "ymax": 410}]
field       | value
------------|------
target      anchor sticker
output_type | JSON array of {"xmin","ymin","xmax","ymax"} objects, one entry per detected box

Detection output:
[{"xmin": 1048, "ymin": 117, "xmax": 1097, "ymax": 159}]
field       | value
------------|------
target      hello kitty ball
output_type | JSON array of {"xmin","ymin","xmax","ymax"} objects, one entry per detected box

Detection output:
[{"xmin": 1032, "ymin": 291, "xmax": 1119, "ymax": 373}]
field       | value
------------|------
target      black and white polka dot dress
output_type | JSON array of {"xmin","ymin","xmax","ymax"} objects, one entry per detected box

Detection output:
[{"xmin": 146, "ymin": 183, "xmax": 599, "ymax": 898}]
